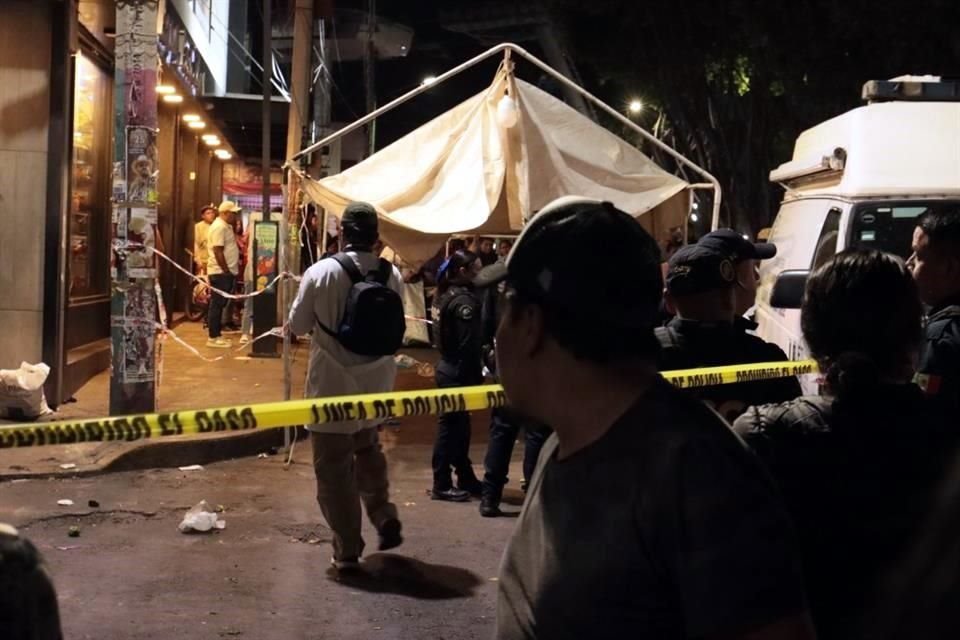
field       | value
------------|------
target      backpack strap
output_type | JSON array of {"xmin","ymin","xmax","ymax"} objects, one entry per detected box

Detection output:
[
  {"xmin": 331, "ymin": 252, "xmax": 364, "ymax": 284},
  {"xmin": 370, "ymin": 258, "xmax": 392, "ymax": 285}
]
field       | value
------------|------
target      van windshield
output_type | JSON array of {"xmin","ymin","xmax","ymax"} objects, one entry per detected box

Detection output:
[{"xmin": 849, "ymin": 201, "xmax": 960, "ymax": 259}]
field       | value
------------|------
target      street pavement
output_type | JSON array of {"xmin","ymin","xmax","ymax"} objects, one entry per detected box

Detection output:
[
  {"xmin": 0, "ymin": 320, "xmax": 520, "ymax": 638},
  {"xmin": 0, "ymin": 443, "xmax": 522, "ymax": 639}
]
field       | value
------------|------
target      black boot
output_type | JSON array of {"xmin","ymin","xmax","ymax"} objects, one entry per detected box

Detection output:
[
  {"xmin": 431, "ymin": 487, "xmax": 471, "ymax": 502},
  {"xmin": 479, "ymin": 489, "xmax": 502, "ymax": 517},
  {"xmin": 457, "ymin": 468, "xmax": 483, "ymax": 497}
]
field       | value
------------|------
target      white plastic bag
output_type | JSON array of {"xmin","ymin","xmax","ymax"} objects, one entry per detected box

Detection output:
[
  {"xmin": 178, "ymin": 500, "xmax": 226, "ymax": 533},
  {"xmin": 0, "ymin": 362, "xmax": 52, "ymax": 419}
]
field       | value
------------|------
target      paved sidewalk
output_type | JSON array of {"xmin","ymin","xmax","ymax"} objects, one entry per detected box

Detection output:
[{"xmin": 1, "ymin": 322, "xmax": 446, "ymax": 478}]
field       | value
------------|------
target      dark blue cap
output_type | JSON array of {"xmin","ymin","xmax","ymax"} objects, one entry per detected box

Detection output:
[
  {"xmin": 698, "ymin": 228, "xmax": 777, "ymax": 261},
  {"xmin": 666, "ymin": 242, "xmax": 738, "ymax": 296}
]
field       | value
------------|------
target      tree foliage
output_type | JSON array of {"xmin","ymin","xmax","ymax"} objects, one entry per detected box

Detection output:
[{"xmin": 546, "ymin": 0, "xmax": 960, "ymax": 231}]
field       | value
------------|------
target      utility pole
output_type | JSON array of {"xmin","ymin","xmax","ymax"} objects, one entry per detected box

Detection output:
[
  {"xmin": 251, "ymin": 0, "xmax": 278, "ymax": 357},
  {"xmin": 110, "ymin": 0, "xmax": 160, "ymax": 414},
  {"xmin": 363, "ymin": 0, "xmax": 377, "ymax": 156},
  {"xmin": 280, "ymin": 0, "xmax": 315, "ymax": 438},
  {"xmin": 262, "ymin": 0, "xmax": 272, "ymax": 225}
]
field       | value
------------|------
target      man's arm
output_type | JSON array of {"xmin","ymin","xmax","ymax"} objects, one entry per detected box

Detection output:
[
  {"xmin": 288, "ymin": 269, "xmax": 317, "ymax": 336},
  {"xmin": 212, "ymin": 246, "xmax": 230, "ymax": 274}
]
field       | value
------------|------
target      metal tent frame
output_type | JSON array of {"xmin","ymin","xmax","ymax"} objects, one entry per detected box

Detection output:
[
  {"xmin": 276, "ymin": 44, "xmax": 723, "ymax": 451},
  {"xmin": 287, "ymin": 41, "xmax": 723, "ymax": 229}
]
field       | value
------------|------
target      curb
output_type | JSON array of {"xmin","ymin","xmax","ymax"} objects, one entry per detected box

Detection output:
[{"xmin": 0, "ymin": 427, "xmax": 311, "ymax": 481}]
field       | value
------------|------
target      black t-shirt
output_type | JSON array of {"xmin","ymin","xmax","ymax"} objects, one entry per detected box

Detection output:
[
  {"xmin": 916, "ymin": 299, "xmax": 960, "ymax": 418},
  {"xmin": 657, "ymin": 318, "xmax": 802, "ymax": 422},
  {"xmin": 733, "ymin": 385, "xmax": 957, "ymax": 640},
  {"xmin": 496, "ymin": 378, "xmax": 807, "ymax": 639}
]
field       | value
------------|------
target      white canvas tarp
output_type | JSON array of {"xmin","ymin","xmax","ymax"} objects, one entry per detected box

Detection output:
[{"xmin": 298, "ymin": 67, "xmax": 687, "ymax": 264}]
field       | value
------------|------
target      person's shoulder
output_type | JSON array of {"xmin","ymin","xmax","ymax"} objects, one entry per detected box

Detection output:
[
  {"xmin": 732, "ymin": 396, "xmax": 832, "ymax": 440},
  {"xmin": 738, "ymin": 330, "xmax": 789, "ymax": 360},
  {"xmin": 303, "ymin": 255, "xmax": 345, "ymax": 284},
  {"xmin": 634, "ymin": 381, "xmax": 736, "ymax": 442},
  {"xmin": 926, "ymin": 306, "xmax": 960, "ymax": 343}
]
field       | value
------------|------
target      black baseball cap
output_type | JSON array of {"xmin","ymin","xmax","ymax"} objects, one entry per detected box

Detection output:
[
  {"xmin": 698, "ymin": 228, "xmax": 777, "ymax": 261},
  {"xmin": 473, "ymin": 196, "xmax": 662, "ymax": 331},
  {"xmin": 666, "ymin": 242, "xmax": 738, "ymax": 296},
  {"xmin": 341, "ymin": 201, "xmax": 379, "ymax": 242}
]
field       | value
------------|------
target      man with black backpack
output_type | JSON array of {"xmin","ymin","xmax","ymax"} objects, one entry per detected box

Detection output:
[{"xmin": 288, "ymin": 201, "xmax": 407, "ymax": 572}]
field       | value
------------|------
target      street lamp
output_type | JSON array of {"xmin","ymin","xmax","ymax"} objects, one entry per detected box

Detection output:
[{"xmin": 628, "ymin": 99, "xmax": 643, "ymax": 115}]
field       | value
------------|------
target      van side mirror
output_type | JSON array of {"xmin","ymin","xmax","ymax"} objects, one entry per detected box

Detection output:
[{"xmin": 770, "ymin": 270, "xmax": 809, "ymax": 309}]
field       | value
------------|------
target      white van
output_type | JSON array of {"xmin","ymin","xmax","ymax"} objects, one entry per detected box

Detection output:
[{"xmin": 755, "ymin": 78, "xmax": 960, "ymax": 386}]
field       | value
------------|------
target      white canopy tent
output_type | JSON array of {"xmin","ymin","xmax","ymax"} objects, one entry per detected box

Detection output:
[{"xmin": 290, "ymin": 44, "xmax": 721, "ymax": 266}]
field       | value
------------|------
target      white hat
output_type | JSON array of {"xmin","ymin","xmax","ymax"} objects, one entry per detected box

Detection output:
[{"xmin": 218, "ymin": 200, "xmax": 241, "ymax": 214}]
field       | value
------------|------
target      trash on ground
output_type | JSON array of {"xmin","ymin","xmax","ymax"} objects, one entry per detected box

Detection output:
[
  {"xmin": 57, "ymin": 499, "xmax": 74, "ymax": 506},
  {"xmin": 0, "ymin": 361, "xmax": 53, "ymax": 419},
  {"xmin": 56, "ymin": 545, "xmax": 80, "ymax": 551},
  {"xmin": 258, "ymin": 453, "xmax": 268, "ymax": 459},
  {"xmin": 68, "ymin": 526, "xmax": 80, "ymax": 538},
  {"xmin": 403, "ymin": 502, "xmax": 417, "ymax": 507},
  {"xmin": 88, "ymin": 500, "xmax": 100, "ymax": 508},
  {"xmin": 178, "ymin": 500, "xmax": 226, "ymax": 533},
  {"xmin": 178, "ymin": 464, "xmax": 204, "ymax": 471},
  {"xmin": 59, "ymin": 463, "xmax": 77, "ymax": 470}
]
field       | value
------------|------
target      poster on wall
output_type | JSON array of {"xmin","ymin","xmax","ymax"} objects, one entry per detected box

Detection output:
[
  {"xmin": 126, "ymin": 207, "xmax": 157, "ymax": 278},
  {"xmin": 126, "ymin": 126, "xmax": 158, "ymax": 205},
  {"xmin": 122, "ymin": 285, "xmax": 156, "ymax": 384},
  {"xmin": 253, "ymin": 221, "xmax": 279, "ymax": 291}
]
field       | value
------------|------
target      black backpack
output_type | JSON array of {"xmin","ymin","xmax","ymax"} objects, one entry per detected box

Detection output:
[{"xmin": 316, "ymin": 253, "xmax": 406, "ymax": 356}]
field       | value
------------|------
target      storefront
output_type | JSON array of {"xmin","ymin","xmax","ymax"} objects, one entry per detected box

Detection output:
[{"xmin": 0, "ymin": 0, "xmax": 235, "ymax": 408}]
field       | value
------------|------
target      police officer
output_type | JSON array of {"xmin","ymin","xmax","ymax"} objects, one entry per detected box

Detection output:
[
  {"xmin": 658, "ymin": 240, "xmax": 801, "ymax": 422},
  {"xmin": 474, "ymin": 271, "xmax": 550, "ymax": 517},
  {"xmin": 696, "ymin": 228, "xmax": 776, "ymax": 333},
  {"xmin": 430, "ymin": 250, "xmax": 485, "ymax": 502},
  {"xmin": 907, "ymin": 207, "xmax": 960, "ymax": 418}
]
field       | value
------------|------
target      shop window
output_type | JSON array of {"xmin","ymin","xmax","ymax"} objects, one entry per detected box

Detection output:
[{"xmin": 70, "ymin": 53, "xmax": 112, "ymax": 299}]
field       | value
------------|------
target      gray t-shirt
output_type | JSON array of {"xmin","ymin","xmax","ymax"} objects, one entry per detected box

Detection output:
[{"xmin": 496, "ymin": 378, "xmax": 806, "ymax": 639}]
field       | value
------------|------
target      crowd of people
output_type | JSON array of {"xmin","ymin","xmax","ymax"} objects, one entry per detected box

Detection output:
[
  {"xmin": 7, "ymin": 196, "xmax": 959, "ymax": 639},
  {"xmin": 282, "ymin": 196, "xmax": 959, "ymax": 639}
]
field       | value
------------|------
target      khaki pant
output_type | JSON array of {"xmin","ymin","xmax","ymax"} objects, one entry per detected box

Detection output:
[{"xmin": 311, "ymin": 428, "xmax": 398, "ymax": 561}]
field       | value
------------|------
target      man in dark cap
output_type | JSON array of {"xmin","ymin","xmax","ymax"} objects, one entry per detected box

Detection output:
[
  {"xmin": 288, "ymin": 201, "xmax": 404, "ymax": 572},
  {"xmin": 658, "ymin": 237, "xmax": 801, "ymax": 422},
  {"xmin": 698, "ymin": 228, "xmax": 778, "ymax": 332},
  {"xmin": 481, "ymin": 196, "xmax": 813, "ymax": 640}
]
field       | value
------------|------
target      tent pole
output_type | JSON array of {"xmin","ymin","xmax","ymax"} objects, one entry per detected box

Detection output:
[
  {"xmin": 288, "ymin": 42, "xmax": 723, "ymax": 229},
  {"xmin": 289, "ymin": 43, "xmax": 513, "ymax": 164},
  {"xmin": 502, "ymin": 45, "xmax": 723, "ymax": 230}
]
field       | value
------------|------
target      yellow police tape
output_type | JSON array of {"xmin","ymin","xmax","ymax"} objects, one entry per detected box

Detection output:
[{"xmin": 0, "ymin": 360, "xmax": 818, "ymax": 449}]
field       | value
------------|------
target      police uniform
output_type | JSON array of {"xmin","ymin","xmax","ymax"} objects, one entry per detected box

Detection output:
[
  {"xmin": 657, "ymin": 319, "xmax": 802, "ymax": 422},
  {"xmin": 916, "ymin": 297, "xmax": 960, "ymax": 418},
  {"xmin": 431, "ymin": 284, "xmax": 484, "ymax": 495},
  {"xmin": 661, "ymin": 240, "xmax": 801, "ymax": 423}
]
